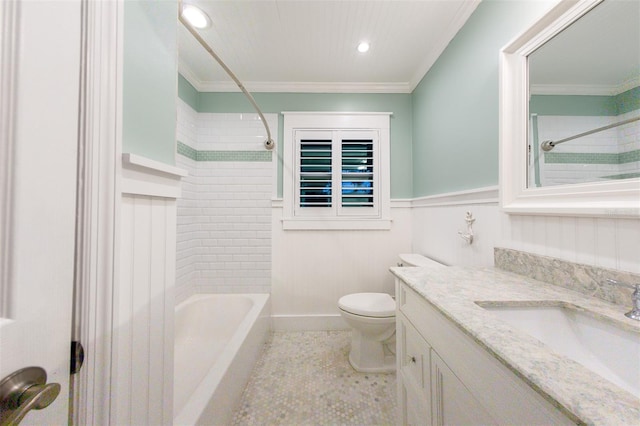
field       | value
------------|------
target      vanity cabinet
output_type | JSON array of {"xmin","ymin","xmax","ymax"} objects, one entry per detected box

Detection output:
[{"xmin": 395, "ymin": 279, "xmax": 575, "ymax": 426}]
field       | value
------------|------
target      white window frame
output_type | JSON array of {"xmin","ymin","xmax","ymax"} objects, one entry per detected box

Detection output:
[{"xmin": 282, "ymin": 112, "xmax": 392, "ymax": 230}]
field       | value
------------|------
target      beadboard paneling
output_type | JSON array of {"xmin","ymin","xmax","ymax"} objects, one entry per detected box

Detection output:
[
  {"xmin": 271, "ymin": 205, "xmax": 412, "ymax": 328},
  {"xmin": 114, "ymin": 194, "xmax": 176, "ymax": 425},
  {"xmin": 411, "ymin": 189, "xmax": 640, "ymax": 274},
  {"xmin": 498, "ymin": 214, "xmax": 639, "ymax": 274},
  {"xmin": 412, "ymin": 203, "xmax": 500, "ymax": 267}
]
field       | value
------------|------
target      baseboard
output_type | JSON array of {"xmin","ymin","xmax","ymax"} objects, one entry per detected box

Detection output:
[{"xmin": 271, "ymin": 314, "xmax": 349, "ymax": 331}]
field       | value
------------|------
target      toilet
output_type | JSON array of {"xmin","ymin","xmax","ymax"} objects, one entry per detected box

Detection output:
[{"xmin": 338, "ymin": 254, "xmax": 445, "ymax": 373}]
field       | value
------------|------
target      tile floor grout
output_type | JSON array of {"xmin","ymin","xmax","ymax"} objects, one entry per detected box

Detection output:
[{"xmin": 231, "ymin": 331, "xmax": 397, "ymax": 425}]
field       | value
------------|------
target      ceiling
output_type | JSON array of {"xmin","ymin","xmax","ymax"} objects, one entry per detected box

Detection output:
[
  {"xmin": 529, "ymin": 0, "xmax": 640, "ymax": 95},
  {"xmin": 178, "ymin": 0, "xmax": 480, "ymax": 93}
]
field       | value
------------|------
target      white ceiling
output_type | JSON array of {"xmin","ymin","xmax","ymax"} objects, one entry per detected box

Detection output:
[
  {"xmin": 529, "ymin": 0, "xmax": 640, "ymax": 95},
  {"xmin": 178, "ymin": 0, "xmax": 480, "ymax": 93}
]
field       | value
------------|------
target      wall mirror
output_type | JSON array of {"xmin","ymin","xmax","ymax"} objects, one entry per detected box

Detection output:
[{"xmin": 500, "ymin": 0, "xmax": 640, "ymax": 217}]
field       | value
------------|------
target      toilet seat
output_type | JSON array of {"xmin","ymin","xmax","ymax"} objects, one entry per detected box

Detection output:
[{"xmin": 338, "ymin": 293, "xmax": 395, "ymax": 318}]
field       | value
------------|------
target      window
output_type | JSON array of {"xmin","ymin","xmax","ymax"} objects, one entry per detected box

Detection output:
[
  {"xmin": 283, "ymin": 112, "xmax": 391, "ymax": 229},
  {"xmin": 295, "ymin": 130, "xmax": 378, "ymax": 215}
]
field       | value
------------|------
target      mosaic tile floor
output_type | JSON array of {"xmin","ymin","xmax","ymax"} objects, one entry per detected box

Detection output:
[{"xmin": 231, "ymin": 331, "xmax": 397, "ymax": 425}]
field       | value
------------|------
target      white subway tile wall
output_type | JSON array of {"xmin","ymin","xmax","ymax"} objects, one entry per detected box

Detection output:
[
  {"xmin": 536, "ymin": 112, "xmax": 640, "ymax": 186},
  {"xmin": 177, "ymin": 99, "xmax": 198, "ymax": 148},
  {"xmin": 619, "ymin": 110, "xmax": 640, "ymax": 153},
  {"xmin": 176, "ymin": 153, "xmax": 199, "ymax": 304},
  {"xmin": 198, "ymin": 112, "xmax": 275, "ymax": 152},
  {"xmin": 176, "ymin": 99, "xmax": 275, "ymax": 302}
]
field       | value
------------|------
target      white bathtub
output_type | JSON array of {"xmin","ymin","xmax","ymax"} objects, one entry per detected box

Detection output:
[{"xmin": 174, "ymin": 293, "xmax": 270, "ymax": 425}]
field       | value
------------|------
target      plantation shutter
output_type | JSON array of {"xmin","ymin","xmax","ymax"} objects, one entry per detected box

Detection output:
[
  {"xmin": 299, "ymin": 138, "xmax": 332, "ymax": 208},
  {"xmin": 341, "ymin": 139, "xmax": 374, "ymax": 208},
  {"xmin": 294, "ymin": 129, "xmax": 379, "ymax": 217}
]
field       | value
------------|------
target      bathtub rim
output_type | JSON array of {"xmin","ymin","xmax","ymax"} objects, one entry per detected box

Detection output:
[{"xmin": 173, "ymin": 293, "xmax": 270, "ymax": 425}]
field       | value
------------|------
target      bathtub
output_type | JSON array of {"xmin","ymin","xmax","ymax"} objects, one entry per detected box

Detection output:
[{"xmin": 174, "ymin": 293, "xmax": 271, "ymax": 425}]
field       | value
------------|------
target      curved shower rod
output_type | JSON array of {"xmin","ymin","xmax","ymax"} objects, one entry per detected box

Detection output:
[
  {"xmin": 178, "ymin": 8, "xmax": 275, "ymax": 150},
  {"xmin": 540, "ymin": 116, "xmax": 639, "ymax": 152}
]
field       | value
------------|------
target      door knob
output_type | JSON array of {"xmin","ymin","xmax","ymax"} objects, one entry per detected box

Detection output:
[{"xmin": 0, "ymin": 367, "xmax": 61, "ymax": 426}]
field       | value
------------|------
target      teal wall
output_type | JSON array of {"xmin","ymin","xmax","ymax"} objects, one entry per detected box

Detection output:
[
  {"xmin": 178, "ymin": 74, "xmax": 199, "ymax": 111},
  {"xmin": 178, "ymin": 90, "xmax": 413, "ymax": 198},
  {"xmin": 411, "ymin": 0, "xmax": 554, "ymax": 197},
  {"xmin": 617, "ymin": 86, "xmax": 640, "ymax": 115},
  {"xmin": 123, "ymin": 1, "xmax": 178, "ymax": 165},
  {"xmin": 530, "ymin": 95, "xmax": 617, "ymax": 116}
]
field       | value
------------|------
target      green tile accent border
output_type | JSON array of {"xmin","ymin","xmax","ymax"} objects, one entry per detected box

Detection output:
[
  {"xmin": 544, "ymin": 152, "xmax": 619, "ymax": 164},
  {"xmin": 544, "ymin": 149, "xmax": 640, "ymax": 164},
  {"xmin": 177, "ymin": 141, "xmax": 272, "ymax": 162},
  {"xmin": 198, "ymin": 150, "xmax": 272, "ymax": 162},
  {"xmin": 177, "ymin": 141, "xmax": 197, "ymax": 161},
  {"xmin": 620, "ymin": 149, "xmax": 640, "ymax": 164}
]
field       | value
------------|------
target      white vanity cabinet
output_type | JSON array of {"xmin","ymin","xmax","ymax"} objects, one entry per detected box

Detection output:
[
  {"xmin": 395, "ymin": 279, "xmax": 575, "ymax": 426},
  {"xmin": 397, "ymin": 311, "xmax": 494, "ymax": 425},
  {"xmin": 397, "ymin": 316, "xmax": 431, "ymax": 424}
]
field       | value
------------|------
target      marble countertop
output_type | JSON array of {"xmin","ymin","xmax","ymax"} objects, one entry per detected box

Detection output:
[{"xmin": 389, "ymin": 265, "xmax": 640, "ymax": 426}]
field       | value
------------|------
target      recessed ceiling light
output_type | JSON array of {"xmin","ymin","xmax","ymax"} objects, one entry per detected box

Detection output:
[
  {"xmin": 357, "ymin": 42, "xmax": 370, "ymax": 53},
  {"xmin": 182, "ymin": 4, "xmax": 211, "ymax": 29}
]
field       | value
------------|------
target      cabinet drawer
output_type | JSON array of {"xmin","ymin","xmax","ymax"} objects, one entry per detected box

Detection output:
[{"xmin": 397, "ymin": 278, "xmax": 430, "ymax": 326}]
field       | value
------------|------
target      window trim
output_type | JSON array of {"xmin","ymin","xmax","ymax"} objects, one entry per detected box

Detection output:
[{"xmin": 282, "ymin": 112, "xmax": 392, "ymax": 230}]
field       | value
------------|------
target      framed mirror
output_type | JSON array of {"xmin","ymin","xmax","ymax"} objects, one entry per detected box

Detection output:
[{"xmin": 500, "ymin": 0, "xmax": 640, "ymax": 217}]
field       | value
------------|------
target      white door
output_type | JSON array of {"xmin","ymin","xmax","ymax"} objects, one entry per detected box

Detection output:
[{"xmin": 0, "ymin": 1, "xmax": 82, "ymax": 424}]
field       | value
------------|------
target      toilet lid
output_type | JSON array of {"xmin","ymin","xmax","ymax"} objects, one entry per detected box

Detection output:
[{"xmin": 338, "ymin": 293, "xmax": 396, "ymax": 318}]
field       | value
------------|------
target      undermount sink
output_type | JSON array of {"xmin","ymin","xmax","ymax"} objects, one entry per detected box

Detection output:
[{"xmin": 476, "ymin": 302, "xmax": 640, "ymax": 398}]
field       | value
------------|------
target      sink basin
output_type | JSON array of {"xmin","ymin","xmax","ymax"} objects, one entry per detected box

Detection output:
[{"xmin": 476, "ymin": 302, "xmax": 640, "ymax": 397}]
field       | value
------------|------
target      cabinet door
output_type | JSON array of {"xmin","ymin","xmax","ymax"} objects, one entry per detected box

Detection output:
[
  {"xmin": 431, "ymin": 351, "xmax": 496, "ymax": 426},
  {"xmin": 399, "ymin": 376, "xmax": 430, "ymax": 426},
  {"xmin": 398, "ymin": 315, "xmax": 431, "ymax": 425}
]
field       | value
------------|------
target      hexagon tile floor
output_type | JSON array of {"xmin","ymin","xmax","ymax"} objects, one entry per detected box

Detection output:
[{"xmin": 231, "ymin": 331, "xmax": 397, "ymax": 425}]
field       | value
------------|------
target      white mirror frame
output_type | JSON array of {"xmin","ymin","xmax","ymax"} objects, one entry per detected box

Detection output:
[{"xmin": 499, "ymin": 0, "xmax": 640, "ymax": 218}]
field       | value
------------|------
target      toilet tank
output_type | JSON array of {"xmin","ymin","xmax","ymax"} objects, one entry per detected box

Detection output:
[{"xmin": 398, "ymin": 253, "xmax": 446, "ymax": 268}]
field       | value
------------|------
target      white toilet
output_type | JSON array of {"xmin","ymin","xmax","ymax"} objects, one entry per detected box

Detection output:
[{"xmin": 338, "ymin": 254, "xmax": 445, "ymax": 373}]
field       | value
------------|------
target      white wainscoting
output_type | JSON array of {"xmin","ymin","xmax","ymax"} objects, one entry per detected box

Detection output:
[
  {"xmin": 271, "ymin": 202, "xmax": 412, "ymax": 330},
  {"xmin": 412, "ymin": 187, "xmax": 501, "ymax": 267},
  {"xmin": 113, "ymin": 155, "xmax": 186, "ymax": 425},
  {"xmin": 411, "ymin": 186, "xmax": 640, "ymax": 274},
  {"xmin": 499, "ymin": 213, "xmax": 640, "ymax": 274}
]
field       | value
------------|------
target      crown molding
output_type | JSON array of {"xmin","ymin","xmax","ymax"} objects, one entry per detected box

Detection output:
[
  {"xmin": 408, "ymin": 0, "xmax": 481, "ymax": 91},
  {"xmin": 530, "ymin": 84, "xmax": 619, "ymax": 96},
  {"xmin": 178, "ymin": 59, "xmax": 205, "ymax": 90},
  {"xmin": 530, "ymin": 76, "xmax": 640, "ymax": 96},
  {"xmin": 179, "ymin": 59, "xmax": 412, "ymax": 94},
  {"xmin": 617, "ymin": 76, "xmax": 640, "ymax": 95},
  {"xmin": 196, "ymin": 80, "xmax": 412, "ymax": 94}
]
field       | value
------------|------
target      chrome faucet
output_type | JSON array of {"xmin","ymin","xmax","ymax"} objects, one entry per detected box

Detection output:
[{"xmin": 606, "ymin": 279, "xmax": 640, "ymax": 321}]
